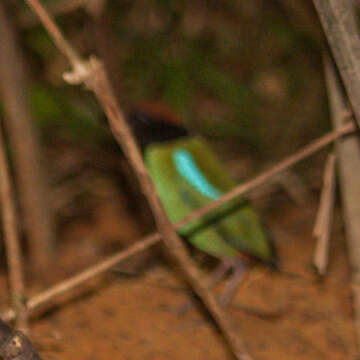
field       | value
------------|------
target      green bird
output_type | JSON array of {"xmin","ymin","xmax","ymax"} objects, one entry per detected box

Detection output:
[{"xmin": 128, "ymin": 104, "xmax": 277, "ymax": 303}]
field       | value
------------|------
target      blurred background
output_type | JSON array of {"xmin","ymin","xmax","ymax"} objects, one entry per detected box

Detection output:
[
  {"xmin": 1, "ymin": 2, "xmax": 356, "ymax": 359},
  {"xmin": 16, "ymin": 0, "xmax": 326, "ymax": 158},
  {"xmin": 6, "ymin": 0, "xmax": 327, "ymax": 243}
]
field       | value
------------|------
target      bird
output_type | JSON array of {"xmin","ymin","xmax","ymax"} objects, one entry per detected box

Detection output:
[{"xmin": 128, "ymin": 102, "xmax": 277, "ymax": 304}]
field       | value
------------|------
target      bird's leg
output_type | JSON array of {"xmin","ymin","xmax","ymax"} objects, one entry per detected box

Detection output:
[
  {"xmin": 218, "ymin": 259, "xmax": 248, "ymax": 306},
  {"xmin": 175, "ymin": 259, "xmax": 247, "ymax": 315},
  {"xmin": 206, "ymin": 259, "xmax": 234, "ymax": 288},
  {"xmin": 175, "ymin": 260, "xmax": 232, "ymax": 315}
]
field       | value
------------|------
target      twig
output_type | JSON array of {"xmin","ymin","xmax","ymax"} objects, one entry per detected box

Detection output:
[
  {"xmin": 312, "ymin": 153, "xmax": 336, "ymax": 238},
  {"xmin": 88, "ymin": 43, "xmax": 254, "ymax": 360},
  {"xmin": 18, "ymin": 0, "xmax": 106, "ymax": 29},
  {"xmin": 312, "ymin": 152, "xmax": 336, "ymax": 275},
  {"xmin": 0, "ymin": 123, "xmax": 28, "ymax": 334},
  {"xmin": 0, "ymin": 319, "xmax": 42, "ymax": 360},
  {"xmin": 24, "ymin": 0, "xmax": 82, "ymax": 68},
  {"xmin": 324, "ymin": 53, "xmax": 360, "ymax": 352},
  {"xmin": 1, "ymin": 233, "xmax": 158, "ymax": 322},
  {"xmin": 23, "ymin": 1, "xmax": 252, "ymax": 359},
  {"xmin": 179, "ymin": 121, "xmax": 354, "ymax": 225},
  {"xmin": 0, "ymin": 2, "xmax": 55, "ymax": 273},
  {"xmin": 0, "ymin": 122, "xmax": 356, "ymax": 323},
  {"xmin": 17, "ymin": 0, "xmax": 87, "ymax": 28},
  {"xmin": 313, "ymin": 0, "xmax": 360, "ymax": 128}
]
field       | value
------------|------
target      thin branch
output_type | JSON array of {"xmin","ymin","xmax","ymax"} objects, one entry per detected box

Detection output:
[
  {"xmin": 0, "ymin": 319, "xmax": 42, "ymax": 360},
  {"xmin": 18, "ymin": 0, "xmax": 87, "ymax": 28},
  {"xmin": 324, "ymin": 53, "xmax": 360, "ymax": 352},
  {"xmin": 180, "ymin": 121, "xmax": 354, "ymax": 225},
  {"xmin": 312, "ymin": 153, "xmax": 336, "ymax": 238},
  {"xmin": 0, "ymin": 123, "xmax": 28, "ymax": 334},
  {"xmin": 17, "ymin": 0, "xmax": 106, "ymax": 29},
  {"xmin": 0, "ymin": 121, "xmax": 356, "ymax": 323},
  {"xmin": 1, "ymin": 233, "xmax": 159, "ymax": 322},
  {"xmin": 0, "ymin": 2, "xmax": 55, "ymax": 273},
  {"xmin": 23, "ymin": 1, "xmax": 252, "ymax": 358},
  {"xmin": 313, "ymin": 0, "xmax": 360, "ymax": 128},
  {"xmin": 25, "ymin": 0, "xmax": 82, "ymax": 67},
  {"xmin": 87, "ymin": 49, "xmax": 254, "ymax": 360},
  {"xmin": 312, "ymin": 152, "xmax": 336, "ymax": 275}
]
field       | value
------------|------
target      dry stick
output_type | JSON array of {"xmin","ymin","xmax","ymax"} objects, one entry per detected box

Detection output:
[
  {"xmin": 0, "ymin": 3, "xmax": 55, "ymax": 273},
  {"xmin": 18, "ymin": 0, "xmax": 86, "ymax": 28},
  {"xmin": 178, "ymin": 122, "xmax": 354, "ymax": 224},
  {"xmin": 0, "ymin": 121, "xmax": 356, "ymax": 323},
  {"xmin": 0, "ymin": 124, "xmax": 28, "ymax": 334},
  {"xmin": 324, "ymin": 54, "xmax": 360, "ymax": 351},
  {"xmin": 312, "ymin": 152, "xmax": 336, "ymax": 275},
  {"xmin": 23, "ymin": 2, "xmax": 251, "ymax": 359},
  {"xmin": 87, "ymin": 69, "xmax": 253, "ymax": 360},
  {"xmin": 313, "ymin": 0, "xmax": 360, "ymax": 128},
  {"xmin": 312, "ymin": 153, "xmax": 336, "ymax": 238}
]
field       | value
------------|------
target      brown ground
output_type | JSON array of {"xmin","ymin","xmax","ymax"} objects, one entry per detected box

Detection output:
[{"xmin": 0, "ymin": 191, "xmax": 358, "ymax": 360}]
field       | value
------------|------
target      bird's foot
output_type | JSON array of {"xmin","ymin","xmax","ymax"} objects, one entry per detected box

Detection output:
[
  {"xmin": 175, "ymin": 258, "xmax": 248, "ymax": 315},
  {"xmin": 216, "ymin": 259, "xmax": 248, "ymax": 306}
]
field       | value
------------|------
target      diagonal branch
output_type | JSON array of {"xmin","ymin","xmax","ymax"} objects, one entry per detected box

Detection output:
[
  {"xmin": 0, "ymin": 121, "xmax": 356, "ymax": 324},
  {"xmin": 22, "ymin": 1, "xmax": 252, "ymax": 358},
  {"xmin": 18, "ymin": 0, "xmax": 86, "ymax": 28}
]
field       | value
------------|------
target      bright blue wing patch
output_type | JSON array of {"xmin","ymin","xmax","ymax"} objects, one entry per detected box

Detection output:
[{"xmin": 173, "ymin": 149, "xmax": 223, "ymax": 200}]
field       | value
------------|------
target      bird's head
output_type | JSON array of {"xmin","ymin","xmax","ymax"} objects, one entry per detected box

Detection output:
[{"xmin": 128, "ymin": 102, "xmax": 189, "ymax": 150}]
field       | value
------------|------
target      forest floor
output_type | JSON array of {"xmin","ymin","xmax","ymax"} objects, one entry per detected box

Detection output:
[{"xmin": 1, "ymin": 186, "xmax": 357, "ymax": 360}]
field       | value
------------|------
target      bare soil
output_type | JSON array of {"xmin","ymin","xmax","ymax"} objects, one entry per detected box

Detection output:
[{"xmin": 1, "ymin": 194, "xmax": 357, "ymax": 359}]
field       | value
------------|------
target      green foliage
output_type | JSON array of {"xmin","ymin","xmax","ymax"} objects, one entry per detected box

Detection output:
[
  {"xmin": 25, "ymin": 28, "xmax": 54, "ymax": 59},
  {"xmin": 18, "ymin": 0, "xmax": 324, "ymax": 158},
  {"xmin": 122, "ymin": 33, "xmax": 258, "ymax": 138},
  {"xmin": 29, "ymin": 85, "xmax": 106, "ymax": 141}
]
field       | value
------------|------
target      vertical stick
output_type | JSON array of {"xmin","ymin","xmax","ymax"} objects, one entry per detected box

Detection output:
[
  {"xmin": 324, "ymin": 53, "xmax": 360, "ymax": 352},
  {"xmin": 0, "ymin": 3, "xmax": 55, "ymax": 273},
  {"xmin": 313, "ymin": 0, "xmax": 360, "ymax": 128},
  {"xmin": 0, "ymin": 124, "xmax": 28, "ymax": 333},
  {"xmin": 312, "ymin": 152, "xmax": 336, "ymax": 275}
]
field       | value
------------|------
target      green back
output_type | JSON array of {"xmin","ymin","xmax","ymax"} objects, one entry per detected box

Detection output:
[{"xmin": 145, "ymin": 136, "xmax": 274, "ymax": 263}]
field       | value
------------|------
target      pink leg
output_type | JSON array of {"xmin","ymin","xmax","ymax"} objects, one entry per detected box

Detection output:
[
  {"xmin": 207, "ymin": 259, "xmax": 233, "ymax": 288},
  {"xmin": 176, "ymin": 259, "xmax": 247, "ymax": 315},
  {"xmin": 218, "ymin": 260, "xmax": 248, "ymax": 306}
]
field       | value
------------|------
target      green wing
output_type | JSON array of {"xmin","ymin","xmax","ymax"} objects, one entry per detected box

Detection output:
[{"xmin": 145, "ymin": 137, "xmax": 274, "ymax": 263}]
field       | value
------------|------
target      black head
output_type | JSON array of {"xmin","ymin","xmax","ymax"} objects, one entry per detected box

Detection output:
[{"xmin": 128, "ymin": 110, "xmax": 189, "ymax": 151}]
